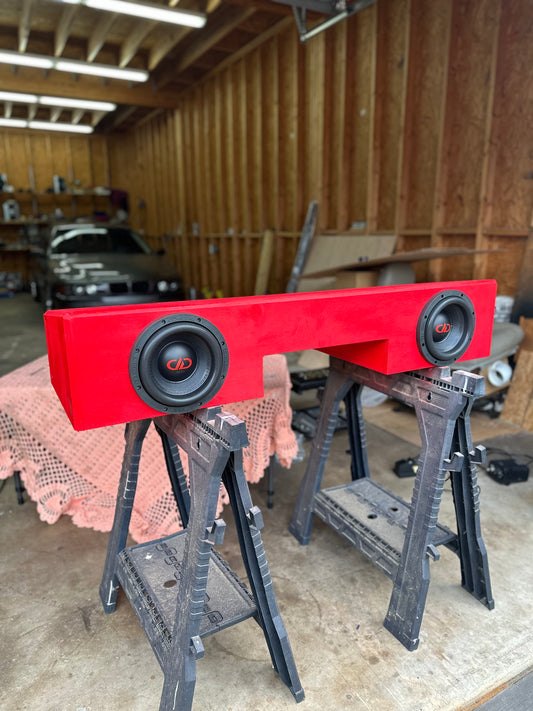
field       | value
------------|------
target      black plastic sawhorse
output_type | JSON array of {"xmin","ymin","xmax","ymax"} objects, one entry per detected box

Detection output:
[
  {"xmin": 290, "ymin": 357, "xmax": 494, "ymax": 651},
  {"xmin": 99, "ymin": 407, "xmax": 304, "ymax": 711}
]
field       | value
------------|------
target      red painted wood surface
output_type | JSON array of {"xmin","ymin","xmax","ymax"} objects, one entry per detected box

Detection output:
[{"xmin": 44, "ymin": 280, "xmax": 496, "ymax": 430}]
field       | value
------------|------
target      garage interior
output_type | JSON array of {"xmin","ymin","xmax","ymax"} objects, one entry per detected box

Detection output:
[{"xmin": 0, "ymin": 1, "xmax": 532, "ymax": 710}]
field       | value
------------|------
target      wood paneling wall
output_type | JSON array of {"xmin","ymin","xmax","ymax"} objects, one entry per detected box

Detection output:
[{"xmin": 108, "ymin": 0, "xmax": 533, "ymax": 298}]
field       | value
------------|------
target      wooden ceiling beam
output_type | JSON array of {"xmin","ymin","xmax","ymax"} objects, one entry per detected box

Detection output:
[
  {"xmin": 19, "ymin": 0, "xmax": 34, "ymax": 53},
  {"xmin": 148, "ymin": 26, "xmax": 191, "ymax": 72},
  {"xmin": 50, "ymin": 106, "xmax": 63, "ymax": 122},
  {"xmin": 0, "ymin": 66, "xmax": 180, "ymax": 109},
  {"xmin": 55, "ymin": 5, "xmax": 77, "ymax": 57},
  {"xmin": 156, "ymin": 4, "xmax": 256, "ymax": 88},
  {"xmin": 71, "ymin": 108, "xmax": 85, "ymax": 124},
  {"xmin": 119, "ymin": 20, "xmax": 156, "ymax": 68},
  {"xmin": 87, "ymin": 13, "xmax": 118, "ymax": 62},
  {"xmin": 91, "ymin": 109, "xmax": 107, "ymax": 127},
  {"xmin": 148, "ymin": 0, "xmax": 209, "ymax": 71},
  {"xmin": 97, "ymin": 104, "xmax": 138, "ymax": 133}
]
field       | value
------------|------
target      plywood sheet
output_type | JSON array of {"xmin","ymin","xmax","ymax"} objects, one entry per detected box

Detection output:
[{"xmin": 301, "ymin": 234, "xmax": 397, "ymax": 277}]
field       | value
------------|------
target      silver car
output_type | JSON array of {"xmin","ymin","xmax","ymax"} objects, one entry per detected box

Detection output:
[{"xmin": 31, "ymin": 223, "xmax": 185, "ymax": 309}]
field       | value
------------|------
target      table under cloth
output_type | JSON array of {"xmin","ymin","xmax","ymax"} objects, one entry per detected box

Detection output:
[{"xmin": 0, "ymin": 354, "xmax": 298, "ymax": 543}]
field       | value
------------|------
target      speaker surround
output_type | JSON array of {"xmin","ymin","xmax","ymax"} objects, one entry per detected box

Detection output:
[
  {"xmin": 129, "ymin": 313, "xmax": 229, "ymax": 413},
  {"xmin": 417, "ymin": 290, "xmax": 476, "ymax": 366}
]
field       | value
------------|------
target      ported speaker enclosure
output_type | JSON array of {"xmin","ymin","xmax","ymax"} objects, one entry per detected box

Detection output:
[
  {"xmin": 129, "ymin": 313, "xmax": 229, "ymax": 414},
  {"xmin": 44, "ymin": 280, "xmax": 497, "ymax": 431}
]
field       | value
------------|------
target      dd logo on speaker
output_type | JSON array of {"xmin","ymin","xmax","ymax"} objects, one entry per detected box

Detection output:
[{"xmin": 129, "ymin": 313, "xmax": 229, "ymax": 414}]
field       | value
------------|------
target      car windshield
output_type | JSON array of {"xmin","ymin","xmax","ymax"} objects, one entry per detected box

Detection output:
[{"xmin": 50, "ymin": 227, "xmax": 151, "ymax": 256}]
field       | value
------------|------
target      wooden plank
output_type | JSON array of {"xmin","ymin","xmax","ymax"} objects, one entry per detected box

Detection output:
[
  {"xmin": 87, "ymin": 12, "xmax": 117, "ymax": 62},
  {"xmin": 393, "ymin": 0, "xmax": 412, "ymax": 234},
  {"xmin": 277, "ymin": 26, "xmax": 299, "ymax": 233},
  {"xmin": 486, "ymin": 0, "xmax": 533, "ymax": 230},
  {"xmin": 364, "ymin": 1, "xmax": 378, "ymax": 233},
  {"xmin": 474, "ymin": 0, "xmax": 502, "ymax": 279},
  {"xmin": 323, "ymin": 22, "xmax": 347, "ymax": 230},
  {"xmin": 304, "ymin": 31, "xmax": 326, "ymax": 228},
  {"xmin": 222, "ymin": 68, "xmax": 236, "ymax": 232},
  {"xmin": 482, "ymin": 234, "xmax": 527, "ymax": 296},
  {"xmin": 374, "ymin": 0, "xmax": 410, "ymax": 231},
  {"xmin": 213, "ymin": 74, "xmax": 226, "ymax": 234},
  {"xmin": 429, "ymin": 0, "xmax": 453, "ymax": 280},
  {"xmin": 440, "ymin": 0, "xmax": 500, "ymax": 230},
  {"xmin": 247, "ymin": 49, "xmax": 263, "ymax": 231},
  {"xmin": 261, "ymin": 37, "xmax": 279, "ymax": 230},
  {"xmin": 400, "ymin": 0, "xmax": 450, "ymax": 231},
  {"xmin": 253, "ymin": 229, "xmax": 275, "ymax": 295},
  {"xmin": 501, "ymin": 349, "xmax": 533, "ymax": 427}
]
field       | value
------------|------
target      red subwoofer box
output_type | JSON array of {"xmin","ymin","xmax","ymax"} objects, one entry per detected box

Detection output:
[{"xmin": 44, "ymin": 280, "xmax": 496, "ymax": 431}]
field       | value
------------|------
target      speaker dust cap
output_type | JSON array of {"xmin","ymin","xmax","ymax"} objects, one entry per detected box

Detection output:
[
  {"xmin": 129, "ymin": 313, "xmax": 229, "ymax": 414},
  {"xmin": 417, "ymin": 290, "xmax": 476, "ymax": 366}
]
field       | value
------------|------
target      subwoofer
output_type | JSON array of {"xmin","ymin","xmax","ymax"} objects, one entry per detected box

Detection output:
[
  {"xmin": 129, "ymin": 314, "xmax": 229, "ymax": 413},
  {"xmin": 417, "ymin": 290, "xmax": 476, "ymax": 366},
  {"xmin": 44, "ymin": 279, "xmax": 496, "ymax": 431}
]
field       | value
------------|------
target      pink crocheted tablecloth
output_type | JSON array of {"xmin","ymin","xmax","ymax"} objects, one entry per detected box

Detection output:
[{"xmin": 0, "ymin": 354, "xmax": 298, "ymax": 543}]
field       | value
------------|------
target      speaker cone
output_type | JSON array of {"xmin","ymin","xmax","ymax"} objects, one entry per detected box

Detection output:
[
  {"xmin": 417, "ymin": 290, "xmax": 476, "ymax": 366},
  {"xmin": 129, "ymin": 314, "xmax": 229, "ymax": 413}
]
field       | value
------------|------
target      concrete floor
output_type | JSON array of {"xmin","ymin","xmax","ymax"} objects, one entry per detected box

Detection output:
[{"xmin": 1, "ymin": 293, "xmax": 533, "ymax": 711}]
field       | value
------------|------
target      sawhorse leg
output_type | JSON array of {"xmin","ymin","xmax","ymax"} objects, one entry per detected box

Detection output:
[
  {"xmin": 223, "ymin": 451, "xmax": 304, "ymax": 703},
  {"xmin": 289, "ymin": 368, "xmax": 353, "ymax": 545},
  {"xmin": 99, "ymin": 418, "xmax": 151, "ymax": 613},
  {"xmin": 154, "ymin": 422, "xmax": 191, "ymax": 528},
  {"xmin": 159, "ymin": 431, "xmax": 230, "ymax": 711},
  {"xmin": 449, "ymin": 408, "xmax": 494, "ymax": 609}
]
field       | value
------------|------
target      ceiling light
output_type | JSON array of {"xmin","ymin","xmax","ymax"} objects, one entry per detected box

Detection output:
[
  {"xmin": 0, "ymin": 50, "xmax": 53, "ymax": 69},
  {"xmin": 59, "ymin": 0, "xmax": 206, "ymax": 28},
  {"xmin": 29, "ymin": 121, "xmax": 94, "ymax": 134},
  {"xmin": 55, "ymin": 59, "xmax": 148, "ymax": 82},
  {"xmin": 0, "ymin": 49, "xmax": 148, "ymax": 82},
  {"xmin": 0, "ymin": 91, "xmax": 115, "ymax": 113},
  {"xmin": 40, "ymin": 96, "xmax": 116, "ymax": 112},
  {"xmin": 0, "ymin": 91, "xmax": 38, "ymax": 103},
  {"xmin": 0, "ymin": 118, "xmax": 27, "ymax": 128}
]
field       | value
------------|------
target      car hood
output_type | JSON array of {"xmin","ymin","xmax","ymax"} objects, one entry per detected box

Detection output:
[{"xmin": 48, "ymin": 253, "xmax": 179, "ymax": 284}]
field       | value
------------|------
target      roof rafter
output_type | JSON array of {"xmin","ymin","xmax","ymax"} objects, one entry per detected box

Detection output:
[
  {"xmin": 19, "ymin": 0, "xmax": 34, "ymax": 53},
  {"xmin": 155, "ymin": 4, "xmax": 256, "ymax": 88},
  {"xmin": 119, "ymin": 20, "xmax": 156, "ymax": 68},
  {"xmin": 55, "ymin": 5, "xmax": 78, "ymax": 57},
  {"xmin": 87, "ymin": 12, "xmax": 118, "ymax": 62}
]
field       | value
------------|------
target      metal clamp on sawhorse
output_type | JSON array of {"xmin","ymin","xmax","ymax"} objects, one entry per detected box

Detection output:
[
  {"xmin": 99, "ymin": 407, "xmax": 304, "ymax": 711},
  {"xmin": 289, "ymin": 357, "xmax": 494, "ymax": 651}
]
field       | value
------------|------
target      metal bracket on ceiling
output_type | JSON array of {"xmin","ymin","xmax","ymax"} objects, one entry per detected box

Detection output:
[{"xmin": 287, "ymin": 0, "xmax": 376, "ymax": 43}]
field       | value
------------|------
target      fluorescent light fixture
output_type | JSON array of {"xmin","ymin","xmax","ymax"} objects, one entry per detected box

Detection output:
[
  {"xmin": 55, "ymin": 59, "xmax": 148, "ymax": 82},
  {"xmin": 0, "ymin": 49, "xmax": 148, "ymax": 83},
  {"xmin": 0, "ymin": 91, "xmax": 115, "ymax": 113},
  {"xmin": 0, "ymin": 50, "xmax": 53, "ymax": 69},
  {"xmin": 0, "ymin": 118, "xmax": 27, "ymax": 128},
  {"xmin": 0, "ymin": 91, "xmax": 38, "ymax": 103},
  {"xmin": 40, "ymin": 96, "xmax": 116, "ymax": 112},
  {"xmin": 59, "ymin": 0, "xmax": 206, "ymax": 28},
  {"xmin": 0, "ymin": 117, "xmax": 94, "ymax": 133},
  {"xmin": 29, "ymin": 121, "xmax": 94, "ymax": 134}
]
